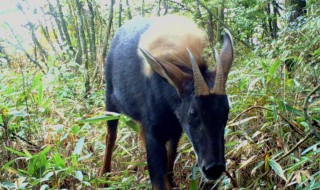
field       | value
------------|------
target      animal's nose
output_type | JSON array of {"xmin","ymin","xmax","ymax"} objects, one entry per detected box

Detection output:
[{"xmin": 201, "ymin": 162, "xmax": 225, "ymax": 180}]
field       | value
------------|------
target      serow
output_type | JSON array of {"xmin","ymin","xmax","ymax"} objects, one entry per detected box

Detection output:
[{"xmin": 99, "ymin": 15, "xmax": 234, "ymax": 190}]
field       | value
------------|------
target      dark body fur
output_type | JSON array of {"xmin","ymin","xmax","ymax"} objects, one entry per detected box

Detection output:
[
  {"xmin": 103, "ymin": 16, "xmax": 233, "ymax": 190},
  {"xmin": 106, "ymin": 17, "xmax": 182, "ymax": 188}
]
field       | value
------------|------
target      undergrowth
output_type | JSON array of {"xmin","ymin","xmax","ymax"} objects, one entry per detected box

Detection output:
[{"xmin": 1, "ymin": 14, "xmax": 319, "ymax": 190}]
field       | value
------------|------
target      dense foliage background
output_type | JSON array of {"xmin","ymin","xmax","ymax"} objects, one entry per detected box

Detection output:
[{"xmin": 0, "ymin": 0, "xmax": 319, "ymax": 189}]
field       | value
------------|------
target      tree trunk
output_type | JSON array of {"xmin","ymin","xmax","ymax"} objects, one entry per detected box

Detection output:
[
  {"xmin": 163, "ymin": 0, "xmax": 168, "ymax": 15},
  {"xmin": 125, "ymin": 0, "xmax": 132, "ymax": 19},
  {"xmin": 266, "ymin": 3, "xmax": 274, "ymax": 38},
  {"xmin": 119, "ymin": 0, "xmax": 123, "ymax": 27},
  {"xmin": 47, "ymin": 1, "xmax": 66, "ymax": 42},
  {"xmin": 217, "ymin": 0, "xmax": 225, "ymax": 42},
  {"xmin": 40, "ymin": 21, "xmax": 59, "ymax": 57},
  {"xmin": 75, "ymin": 0, "xmax": 90, "ymax": 97},
  {"xmin": 87, "ymin": 0, "xmax": 97, "ymax": 64},
  {"xmin": 158, "ymin": 0, "xmax": 161, "ymax": 16},
  {"xmin": 16, "ymin": 2, "xmax": 48, "ymax": 63},
  {"xmin": 6, "ymin": 23, "xmax": 44, "ymax": 72},
  {"xmin": 28, "ymin": 22, "xmax": 48, "ymax": 62},
  {"xmin": 49, "ymin": 19, "xmax": 64, "ymax": 52},
  {"xmin": 287, "ymin": 0, "xmax": 306, "ymax": 23},
  {"xmin": 141, "ymin": 0, "xmax": 145, "ymax": 16},
  {"xmin": 56, "ymin": 0, "xmax": 74, "ymax": 55},
  {"xmin": 102, "ymin": 0, "xmax": 115, "ymax": 60},
  {"xmin": 271, "ymin": 0, "xmax": 278, "ymax": 39}
]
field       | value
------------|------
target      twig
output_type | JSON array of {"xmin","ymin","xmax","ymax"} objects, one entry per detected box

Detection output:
[
  {"xmin": 1, "ymin": 124, "xmax": 40, "ymax": 148},
  {"xmin": 248, "ymin": 170, "xmax": 270, "ymax": 189},
  {"xmin": 231, "ymin": 106, "xmax": 305, "ymax": 137},
  {"xmin": 275, "ymin": 131, "xmax": 314, "ymax": 162},
  {"xmin": 167, "ymin": 0, "xmax": 192, "ymax": 12},
  {"xmin": 4, "ymin": 22, "xmax": 45, "ymax": 73},
  {"xmin": 224, "ymin": 170, "xmax": 237, "ymax": 188},
  {"xmin": 303, "ymin": 84, "xmax": 320, "ymax": 139}
]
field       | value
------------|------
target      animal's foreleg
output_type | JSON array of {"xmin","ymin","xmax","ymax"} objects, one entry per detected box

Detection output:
[{"xmin": 146, "ymin": 132, "xmax": 171, "ymax": 190}]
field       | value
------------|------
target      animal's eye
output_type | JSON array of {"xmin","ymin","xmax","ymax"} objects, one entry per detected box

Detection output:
[
  {"xmin": 188, "ymin": 107, "xmax": 200, "ymax": 125},
  {"xmin": 189, "ymin": 108, "xmax": 197, "ymax": 117}
]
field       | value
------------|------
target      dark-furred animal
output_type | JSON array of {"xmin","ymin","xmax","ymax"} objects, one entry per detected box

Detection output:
[{"xmin": 100, "ymin": 15, "xmax": 234, "ymax": 190}]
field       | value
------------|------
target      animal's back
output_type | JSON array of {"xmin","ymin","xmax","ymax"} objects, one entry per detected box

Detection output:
[{"xmin": 106, "ymin": 15, "xmax": 208, "ymax": 121}]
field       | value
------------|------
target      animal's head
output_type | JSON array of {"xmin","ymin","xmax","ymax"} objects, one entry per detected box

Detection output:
[{"xmin": 139, "ymin": 16, "xmax": 233, "ymax": 180}]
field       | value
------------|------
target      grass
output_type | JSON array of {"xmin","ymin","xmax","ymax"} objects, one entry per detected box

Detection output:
[{"xmin": 1, "ymin": 15, "xmax": 320, "ymax": 190}]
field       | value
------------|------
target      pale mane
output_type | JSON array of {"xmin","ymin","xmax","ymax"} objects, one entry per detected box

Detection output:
[{"xmin": 139, "ymin": 15, "xmax": 208, "ymax": 76}]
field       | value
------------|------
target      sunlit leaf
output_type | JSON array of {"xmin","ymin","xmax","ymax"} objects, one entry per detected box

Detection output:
[
  {"xmin": 189, "ymin": 165, "xmax": 199, "ymax": 190},
  {"xmin": 79, "ymin": 115, "xmax": 119, "ymax": 123},
  {"xmin": 75, "ymin": 170, "xmax": 83, "ymax": 181},
  {"xmin": 5, "ymin": 147, "xmax": 28, "ymax": 157},
  {"xmin": 301, "ymin": 141, "xmax": 320, "ymax": 155},
  {"xmin": 52, "ymin": 153, "xmax": 66, "ymax": 169},
  {"xmin": 73, "ymin": 137, "xmax": 85, "ymax": 155},
  {"xmin": 268, "ymin": 59, "xmax": 282, "ymax": 77},
  {"xmin": 268, "ymin": 159, "xmax": 287, "ymax": 181},
  {"xmin": 37, "ymin": 82, "xmax": 43, "ymax": 106},
  {"xmin": 229, "ymin": 116, "xmax": 258, "ymax": 126},
  {"xmin": 40, "ymin": 172, "xmax": 53, "ymax": 182},
  {"xmin": 239, "ymin": 155, "xmax": 257, "ymax": 170},
  {"xmin": 1, "ymin": 181, "xmax": 15, "ymax": 189}
]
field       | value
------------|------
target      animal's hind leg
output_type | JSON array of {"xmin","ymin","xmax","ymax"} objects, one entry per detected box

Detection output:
[
  {"xmin": 99, "ymin": 119, "xmax": 118, "ymax": 176},
  {"xmin": 99, "ymin": 96, "xmax": 119, "ymax": 176}
]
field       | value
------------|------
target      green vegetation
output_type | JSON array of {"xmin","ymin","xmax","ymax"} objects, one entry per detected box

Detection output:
[{"xmin": 0, "ymin": 0, "xmax": 319, "ymax": 189}]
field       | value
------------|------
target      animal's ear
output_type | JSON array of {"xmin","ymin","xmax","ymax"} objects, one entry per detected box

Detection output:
[
  {"xmin": 139, "ymin": 48, "xmax": 190, "ymax": 94},
  {"xmin": 220, "ymin": 29, "xmax": 234, "ymax": 76}
]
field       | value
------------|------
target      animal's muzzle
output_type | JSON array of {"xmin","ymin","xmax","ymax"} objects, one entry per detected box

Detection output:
[{"xmin": 201, "ymin": 162, "xmax": 225, "ymax": 180}]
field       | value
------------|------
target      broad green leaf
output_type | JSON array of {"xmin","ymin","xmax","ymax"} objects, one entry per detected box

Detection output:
[
  {"xmin": 52, "ymin": 153, "xmax": 66, "ymax": 169},
  {"xmin": 31, "ymin": 73, "xmax": 43, "ymax": 90},
  {"xmin": 22, "ymin": 149, "xmax": 32, "ymax": 158},
  {"xmin": 75, "ymin": 170, "xmax": 83, "ymax": 181},
  {"xmin": 189, "ymin": 165, "xmax": 199, "ymax": 190},
  {"xmin": 73, "ymin": 137, "xmax": 85, "ymax": 155},
  {"xmin": 5, "ymin": 147, "xmax": 27, "ymax": 157},
  {"xmin": 272, "ymin": 105, "xmax": 278, "ymax": 120},
  {"xmin": 27, "ymin": 154, "xmax": 48, "ymax": 178},
  {"xmin": 268, "ymin": 159, "xmax": 286, "ymax": 181},
  {"xmin": 79, "ymin": 115, "xmax": 119, "ymax": 123},
  {"xmin": 268, "ymin": 59, "xmax": 282, "ymax": 77},
  {"xmin": 40, "ymin": 146, "xmax": 51, "ymax": 155},
  {"xmin": 1, "ymin": 181, "xmax": 15, "ymax": 189},
  {"xmin": 286, "ymin": 157, "xmax": 310, "ymax": 173},
  {"xmin": 122, "ymin": 117, "xmax": 140, "ymax": 133},
  {"xmin": 37, "ymin": 81, "xmax": 43, "ymax": 106},
  {"xmin": 40, "ymin": 184, "xmax": 50, "ymax": 190},
  {"xmin": 309, "ymin": 182, "xmax": 320, "ymax": 190},
  {"xmin": 301, "ymin": 141, "xmax": 320, "ymax": 155},
  {"xmin": 280, "ymin": 101, "xmax": 304, "ymax": 117},
  {"xmin": 1, "ymin": 160, "xmax": 15, "ymax": 170},
  {"xmin": 40, "ymin": 172, "xmax": 54, "ymax": 182},
  {"xmin": 8, "ymin": 110, "xmax": 27, "ymax": 117},
  {"xmin": 18, "ymin": 182, "xmax": 28, "ymax": 189},
  {"xmin": 71, "ymin": 125, "xmax": 81, "ymax": 135},
  {"xmin": 78, "ymin": 153, "xmax": 93, "ymax": 161}
]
